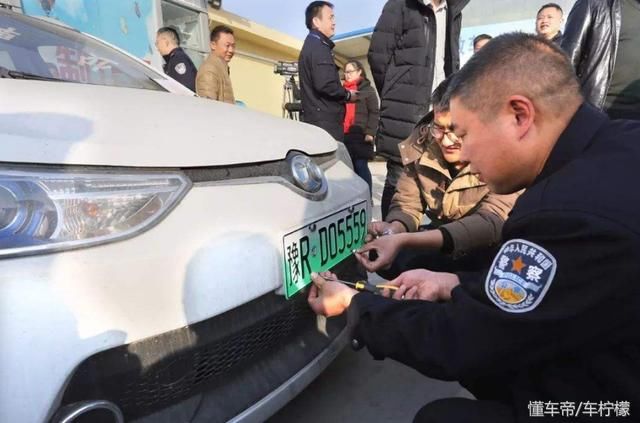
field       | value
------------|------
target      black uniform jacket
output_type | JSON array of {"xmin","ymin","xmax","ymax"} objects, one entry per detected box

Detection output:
[
  {"xmin": 298, "ymin": 30, "xmax": 350, "ymax": 141},
  {"xmin": 162, "ymin": 47, "xmax": 197, "ymax": 92},
  {"xmin": 348, "ymin": 104, "xmax": 640, "ymax": 421}
]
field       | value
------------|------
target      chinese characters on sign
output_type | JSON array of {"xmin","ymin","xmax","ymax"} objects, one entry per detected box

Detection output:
[
  {"xmin": 0, "ymin": 26, "xmax": 20, "ymax": 41},
  {"xmin": 528, "ymin": 401, "xmax": 631, "ymax": 418}
]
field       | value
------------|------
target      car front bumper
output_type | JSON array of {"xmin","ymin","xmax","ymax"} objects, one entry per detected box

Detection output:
[{"xmin": 0, "ymin": 158, "xmax": 369, "ymax": 422}]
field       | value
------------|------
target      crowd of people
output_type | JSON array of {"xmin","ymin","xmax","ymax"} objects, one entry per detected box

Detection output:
[{"xmin": 297, "ymin": 1, "xmax": 640, "ymax": 422}]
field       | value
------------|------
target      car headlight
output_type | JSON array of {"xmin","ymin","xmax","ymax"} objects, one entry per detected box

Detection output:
[
  {"xmin": 288, "ymin": 153, "xmax": 326, "ymax": 194},
  {"xmin": 0, "ymin": 167, "xmax": 190, "ymax": 258}
]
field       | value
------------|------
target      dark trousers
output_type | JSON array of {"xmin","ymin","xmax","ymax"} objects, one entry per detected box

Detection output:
[
  {"xmin": 414, "ymin": 398, "xmax": 514, "ymax": 423},
  {"xmin": 377, "ymin": 245, "xmax": 498, "ymax": 280},
  {"xmin": 352, "ymin": 158, "xmax": 372, "ymax": 197},
  {"xmin": 381, "ymin": 160, "xmax": 404, "ymax": 220}
]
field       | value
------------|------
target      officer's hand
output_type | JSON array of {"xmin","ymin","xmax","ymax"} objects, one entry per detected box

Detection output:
[
  {"xmin": 384, "ymin": 269, "xmax": 460, "ymax": 301},
  {"xmin": 354, "ymin": 234, "xmax": 402, "ymax": 272},
  {"xmin": 364, "ymin": 134, "xmax": 374, "ymax": 143},
  {"xmin": 308, "ymin": 272, "xmax": 358, "ymax": 317}
]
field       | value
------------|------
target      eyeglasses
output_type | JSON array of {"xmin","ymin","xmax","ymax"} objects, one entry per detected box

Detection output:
[
  {"xmin": 344, "ymin": 69, "xmax": 358, "ymax": 74},
  {"xmin": 429, "ymin": 124, "xmax": 460, "ymax": 142}
]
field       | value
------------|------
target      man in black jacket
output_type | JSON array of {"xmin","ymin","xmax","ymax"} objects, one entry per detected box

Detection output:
[
  {"xmin": 155, "ymin": 27, "xmax": 197, "ymax": 92},
  {"xmin": 368, "ymin": 0, "xmax": 469, "ymax": 218},
  {"xmin": 298, "ymin": 1, "xmax": 355, "ymax": 141},
  {"xmin": 535, "ymin": 3, "xmax": 563, "ymax": 44},
  {"xmin": 308, "ymin": 33, "xmax": 640, "ymax": 422},
  {"xmin": 562, "ymin": 0, "xmax": 640, "ymax": 120}
]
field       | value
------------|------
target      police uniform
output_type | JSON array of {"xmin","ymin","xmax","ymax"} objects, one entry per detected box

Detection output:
[
  {"xmin": 162, "ymin": 47, "xmax": 197, "ymax": 92},
  {"xmin": 347, "ymin": 104, "xmax": 640, "ymax": 422}
]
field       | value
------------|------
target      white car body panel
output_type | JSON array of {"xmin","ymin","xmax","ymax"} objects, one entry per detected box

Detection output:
[
  {"xmin": 0, "ymin": 161, "xmax": 369, "ymax": 423},
  {"xmin": 0, "ymin": 81, "xmax": 338, "ymax": 168}
]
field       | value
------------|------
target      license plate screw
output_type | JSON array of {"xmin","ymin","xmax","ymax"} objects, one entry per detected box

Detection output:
[
  {"xmin": 308, "ymin": 223, "xmax": 317, "ymax": 232},
  {"xmin": 311, "ymin": 246, "xmax": 318, "ymax": 257}
]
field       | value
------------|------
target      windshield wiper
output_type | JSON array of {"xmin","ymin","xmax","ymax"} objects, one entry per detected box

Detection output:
[{"xmin": 0, "ymin": 65, "xmax": 66, "ymax": 82}]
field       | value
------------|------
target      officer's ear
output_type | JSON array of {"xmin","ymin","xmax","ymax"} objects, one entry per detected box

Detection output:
[
  {"xmin": 507, "ymin": 95, "xmax": 535, "ymax": 140},
  {"xmin": 311, "ymin": 16, "xmax": 321, "ymax": 31}
]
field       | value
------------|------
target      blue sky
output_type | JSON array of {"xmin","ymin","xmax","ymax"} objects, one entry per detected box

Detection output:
[{"xmin": 222, "ymin": 0, "xmax": 389, "ymax": 40}]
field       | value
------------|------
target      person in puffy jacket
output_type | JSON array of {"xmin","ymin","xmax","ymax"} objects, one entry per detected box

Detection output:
[{"xmin": 368, "ymin": 0, "xmax": 469, "ymax": 218}]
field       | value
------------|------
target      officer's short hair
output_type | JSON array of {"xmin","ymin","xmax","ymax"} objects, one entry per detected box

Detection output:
[
  {"xmin": 446, "ymin": 32, "xmax": 581, "ymax": 118},
  {"xmin": 537, "ymin": 3, "xmax": 563, "ymax": 16},
  {"xmin": 210, "ymin": 25, "xmax": 234, "ymax": 42},
  {"xmin": 305, "ymin": 1, "xmax": 334, "ymax": 30},
  {"xmin": 157, "ymin": 26, "xmax": 180, "ymax": 45}
]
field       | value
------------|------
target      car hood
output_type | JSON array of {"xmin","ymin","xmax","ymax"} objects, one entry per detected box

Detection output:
[{"xmin": 0, "ymin": 80, "xmax": 337, "ymax": 167}]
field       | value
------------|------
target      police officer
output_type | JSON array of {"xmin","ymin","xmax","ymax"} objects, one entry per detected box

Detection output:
[
  {"xmin": 155, "ymin": 27, "xmax": 197, "ymax": 92},
  {"xmin": 308, "ymin": 32, "xmax": 640, "ymax": 422},
  {"xmin": 299, "ymin": 2, "xmax": 357, "ymax": 141}
]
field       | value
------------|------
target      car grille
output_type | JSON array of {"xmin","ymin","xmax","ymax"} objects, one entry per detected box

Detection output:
[{"xmin": 59, "ymin": 291, "xmax": 346, "ymax": 422}]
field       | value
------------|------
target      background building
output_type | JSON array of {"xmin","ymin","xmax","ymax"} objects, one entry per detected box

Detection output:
[
  {"xmin": 207, "ymin": 6, "xmax": 304, "ymax": 116},
  {"xmin": 10, "ymin": 0, "xmax": 210, "ymax": 70}
]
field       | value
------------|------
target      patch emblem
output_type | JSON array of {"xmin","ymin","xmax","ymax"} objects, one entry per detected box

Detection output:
[
  {"xmin": 175, "ymin": 62, "xmax": 186, "ymax": 75},
  {"xmin": 485, "ymin": 239, "xmax": 556, "ymax": 313}
]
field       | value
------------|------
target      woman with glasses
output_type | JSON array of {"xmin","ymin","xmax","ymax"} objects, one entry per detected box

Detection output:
[
  {"xmin": 342, "ymin": 60, "xmax": 380, "ymax": 196},
  {"xmin": 355, "ymin": 77, "xmax": 519, "ymax": 278}
]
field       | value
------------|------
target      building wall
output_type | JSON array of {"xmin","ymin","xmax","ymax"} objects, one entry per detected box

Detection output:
[
  {"xmin": 228, "ymin": 39, "xmax": 299, "ymax": 117},
  {"xmin": 208, "ymin": 8, "xmax": 302, "ymax": 117}
]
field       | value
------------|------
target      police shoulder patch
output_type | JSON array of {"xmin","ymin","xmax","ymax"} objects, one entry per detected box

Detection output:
[
  {"xmin": 175, "ymin": 62, "xmax": 187, "ymax": 75},
  {"xmin": 485, "ymin": 239, "xmax": 557, "ymax": 313}
]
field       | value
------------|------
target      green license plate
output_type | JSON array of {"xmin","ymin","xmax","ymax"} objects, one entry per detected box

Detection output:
[{"xmin": 283, "ymin": 201, "xmax": 368, "ymax": 298}]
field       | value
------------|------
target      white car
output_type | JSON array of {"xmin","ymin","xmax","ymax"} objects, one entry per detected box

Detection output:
[{"xmin": 0, "ymin": 9, "xmax": 370, "ymax": 423}]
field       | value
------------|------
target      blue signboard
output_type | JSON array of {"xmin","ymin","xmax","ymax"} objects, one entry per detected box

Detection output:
[{"xmin": 22, "ymin": 0, "xmax": 155, "ymax": 62}]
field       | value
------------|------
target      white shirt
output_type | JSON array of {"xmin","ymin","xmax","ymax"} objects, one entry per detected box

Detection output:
[{"xmin": 429, "ymin": 0, "xmax": 448, "ymax": 95}]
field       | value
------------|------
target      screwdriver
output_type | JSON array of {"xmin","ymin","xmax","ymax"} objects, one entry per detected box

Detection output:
[{"xmin": 340, "ymin": 280, "xmax": 399, "ymax": 293}]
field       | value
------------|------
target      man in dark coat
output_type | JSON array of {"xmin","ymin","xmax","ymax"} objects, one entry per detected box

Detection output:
[
  {"xmin": 308, "ymin": 33, "xmax": 640, "ymax": 422},
  {"xmin": 535, "ymin": 3, "xmax": 564, "ymax": 44},
  {"xmin": 155, "ymin": 27, "xmax": 197, "ymax": 92},
  {"xmin": 368, "ymin": 0, "xmax": 469, "ymax": 219},
  {"xmin": 562, "ymin": 0, "xmax": 640, "ymax": 120},
  {"xmin": 299, "ymin": 1, "xmax": 355, "ymax": 141}
]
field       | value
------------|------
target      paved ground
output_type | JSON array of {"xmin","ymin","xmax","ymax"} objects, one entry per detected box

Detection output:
[{"xmin": 268, "ymin": 160, "xmax": 472, "ymax": 423}]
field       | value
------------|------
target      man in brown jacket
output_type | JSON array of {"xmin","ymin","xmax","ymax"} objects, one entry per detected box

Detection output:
[
  {"xmin": 356, "ymin": 77, "xmax": 519, "ymax": 277},
  {"xmin": 196, "ymin": 25, "xmax": 235, "ymax": 104}
]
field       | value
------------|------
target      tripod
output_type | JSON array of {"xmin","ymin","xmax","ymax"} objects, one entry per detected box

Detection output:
[{"xmin": 281, "ymin": 75, "xmax": 302, "ymax": 120}]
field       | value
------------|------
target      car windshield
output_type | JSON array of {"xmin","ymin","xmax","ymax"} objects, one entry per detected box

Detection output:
[{"xmin": 0, "ymin": 10, "xmax": 165, "ymax": 91}]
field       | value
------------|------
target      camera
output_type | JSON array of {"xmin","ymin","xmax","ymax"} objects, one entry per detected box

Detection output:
[{"xmin": 274, "ymin": 61, "xmax": 298, "ymax": 76}]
